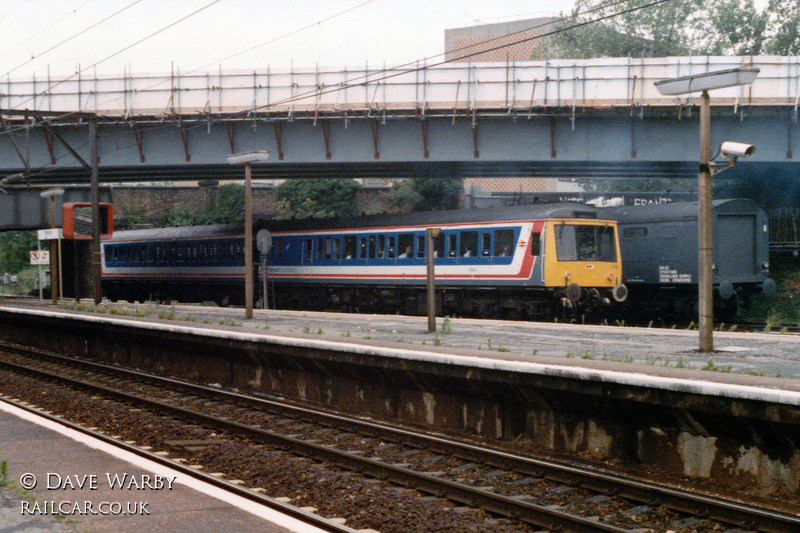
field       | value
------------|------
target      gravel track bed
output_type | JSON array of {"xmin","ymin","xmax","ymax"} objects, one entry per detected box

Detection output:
[{"xmin": 0, "ymin": 370, "xmax": 533, "ymax": 533}]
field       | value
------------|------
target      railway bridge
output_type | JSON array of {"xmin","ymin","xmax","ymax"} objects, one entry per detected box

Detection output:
[{"xmin": 0, "ymin": 55, "xmax": 798, "ymax": 226}]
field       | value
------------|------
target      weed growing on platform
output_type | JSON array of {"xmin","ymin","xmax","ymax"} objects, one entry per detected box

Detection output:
[
  {"xmin": 158, "ymin": 307, "xmax": 176, "ymax": 320},
  {"xmin": 218, "ymin": 317, "xmax": 243, "ymax": 327},
  {"xmin": 182, "ymin": 314, "xmax": 198, "ymax": 322},
  {"xmin": 701, "ymin": 357, "xmax": 732, "ymax": 373},
  {"xmin": 441, "ymin": 316, "xmax": 453, "ymax": 334},
  {"xmin": 341, "ymin": 331, "xmax": 351, "ymax": 337},
  {"xmin": 0, "ymin": 458, "xmax": 8, "ymax": 486}
]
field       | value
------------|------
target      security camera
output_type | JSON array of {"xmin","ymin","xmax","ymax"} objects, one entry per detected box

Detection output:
[{"xmin": 720, "ymin": 141, "xmax": 755, "ymax": 159}]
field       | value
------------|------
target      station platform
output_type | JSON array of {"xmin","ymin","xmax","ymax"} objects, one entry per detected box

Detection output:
[
  {"xmin": 42, "ymin": 300, "xmax": 800, "ymax": 389},
  {"xmin": 0, "ymin": 399, "xmax": 325, "ymax": 533}
]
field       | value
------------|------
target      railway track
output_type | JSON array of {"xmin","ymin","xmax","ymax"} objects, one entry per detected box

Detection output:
[{"xmin": 0, "ymin": 342, "xmax": 798, "ymax": 532}]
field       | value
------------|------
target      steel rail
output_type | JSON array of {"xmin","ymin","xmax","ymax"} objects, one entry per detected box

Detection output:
[{"xmin": 3, "ymin": 343, "xmax": 800, "ymax": 532}]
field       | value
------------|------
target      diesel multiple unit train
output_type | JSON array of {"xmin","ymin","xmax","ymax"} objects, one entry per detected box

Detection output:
[
  {"xmin": 96, "ymin": 199, "xmax": 774, "ymax": 321},
  {"xmin": 100, "ymin": 203, "xmax": 627, "ymax": 319}
]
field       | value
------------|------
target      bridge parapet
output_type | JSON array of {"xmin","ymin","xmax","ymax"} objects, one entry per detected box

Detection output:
[{"xmin": 2, "ymin": 56, "xmax": 798, "ymax": 121}]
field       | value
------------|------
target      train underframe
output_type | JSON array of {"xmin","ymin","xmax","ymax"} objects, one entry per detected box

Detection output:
[
  {"xmin": 613, "ymin": 283, "xmax": 761, "ymax": 323},
  {"xmin": 103, "ymin": 278, "xmax": 619, "ymax": 321}
]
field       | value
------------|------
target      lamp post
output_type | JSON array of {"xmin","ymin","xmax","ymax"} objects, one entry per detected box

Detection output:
[
  {"xmin": 226, "ymin": 150, "xmax": 270, "ymax": 319},
  {"xmin": 655, "ymin": 66, "xmax": 758, "ymax": 352}
]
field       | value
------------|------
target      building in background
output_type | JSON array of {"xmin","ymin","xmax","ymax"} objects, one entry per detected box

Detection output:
[{"xmin": 445, "ymin": 17, "xmax": 580, "ymax": 198}]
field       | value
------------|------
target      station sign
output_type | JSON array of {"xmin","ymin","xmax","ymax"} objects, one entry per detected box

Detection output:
[
  {"xmin": 30, "ymin": 250, "xmax": 50, "ymax": 265},
  {"xmin": 37, "ymin": 228, "xmax": 63, "ymax": 241}
]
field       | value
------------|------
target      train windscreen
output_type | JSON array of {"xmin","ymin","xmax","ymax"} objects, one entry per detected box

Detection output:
[{"xmin": 555, "ymin": 224, "xmax": 617, "ymax": 262}]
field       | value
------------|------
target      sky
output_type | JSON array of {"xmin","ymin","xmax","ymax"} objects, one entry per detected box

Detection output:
[{"xmin": 2, "ymin": 0, "xmax": 580, "ymax": 79}]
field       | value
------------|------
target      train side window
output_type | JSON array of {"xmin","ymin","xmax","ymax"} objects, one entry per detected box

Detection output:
[
  {"xmin": 398, "ymin": 234, "xmax": 413, "ymax": 258},
  {"xmin": 377, "ymin": 235, "xmax": 385, "ymax": 258},
  {"xmin": 332, "ymin": 238, "xmax": 340, "ymax": 260},
  {"xmin": 304, "ymin": 240, "xmax": 312, "ymax": 263},
  {"xmin": 461, "ymin": 231, "xmax": 478, "ymax": 257},
  {"xmin": 530, "ymin": 232, "xmax": 541, "ymax": 256},
  {"xmin": 622, "ymin": 227, "xmax": 648, "ymax": 239},
  {"xmin": 387, "ymin": 236, "xmax": 396, "ymax": 259},
  {"xmin": 447, "ymin": 234, "xmax": 457, "ymax": 257},
  {"xmin": 494, "ymin": 229, "xmax": 515, "ymax": 256},
  {"xmin": 343, "ymin": 236, "xmax": 356, "ymax": 259},
  {"xmin": 274, "ymin": 237, "xmax": 283, "ymax": 260},
  {"xmin": 368, "ymin": 235, "xmax": 376, "ymax": 259},
  {"xmin": 433, "ymin": 233, "xmax": 444, "ymax": 258},
  {"xmin": 324, "ymin": 237, "xmax": 333, "ymax": 259},
  {"xmin": 119, "ymin": 245, "xmax": 128, "ymax": 263},
  {"xmin": 132, "ymin": 245, "xmax": 141, "ymax": 263},
  {"xmin": 316, "ymin": 237, "xmax": 324, "ymax": 260},
  {"xmin": 481, "ymin": 233, "xmax": 491, "ymax": 257},
  {"xmin": 416, "ymin": 235, "xmax": 425, "ymax": 258},
  {"xmin": 359, "ymin": 237, "xmax": 367, "ymax": 259}
]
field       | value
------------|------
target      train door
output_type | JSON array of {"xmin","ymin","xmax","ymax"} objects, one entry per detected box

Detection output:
[{"xmin": 716, "ymin": 214, "xmax": 757, "ymax": 279}]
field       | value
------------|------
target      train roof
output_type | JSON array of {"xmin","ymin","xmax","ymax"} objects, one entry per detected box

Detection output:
[
  {"xmin": 106, "ymin": 203, "xmax": 610, "ymax": 242},
  {"xmin": 106, "ymin": 223, "xmax": 244, "ymax": 242},
  {"xmin": 601, "ymin": 198, "xmax": 765, "ymax": 224},
  {"xmin": 261, "ymin": 202, "xmax": 602, "ymax": 233}
]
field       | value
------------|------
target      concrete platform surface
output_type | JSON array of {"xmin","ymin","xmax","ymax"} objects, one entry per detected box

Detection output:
[
  {"xmin": 0, "ymin": 400, "xmax": 326, "ymax": 533},
  {"xmin": 42, "ymin": 301, "xmax": 800, "ymax": 388}
]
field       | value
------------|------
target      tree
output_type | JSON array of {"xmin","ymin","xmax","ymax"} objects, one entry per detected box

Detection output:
[
  {"xmin": 763, "ymin": 0, "xmax": 800, "ymax": 55},
  {"xmin": 536, "ymin": 0, "xmax": 800, "ymax": 59},
  {"xmin": 275, "ymin": 178, "xmax": 360, "ymax": 219},
  {"xmin": 198, "ymin": 183, "xmax": 245, "ymax": 224},
  {"xmin": 0, "ymin": 231, "xmax": 38, "ymax": 273},
  {"xmin": 386, "ymin": 175, "xmax": 463, "ymax": 212},
  {"xmin": 538, "ymin": 0, "xmax": 702, "ymax": 59}
]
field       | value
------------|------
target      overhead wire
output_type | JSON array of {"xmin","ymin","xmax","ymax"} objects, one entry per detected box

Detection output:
[
  {"xmin": 7, "ymin": 0, "xmax": 673, "ymax": 181},
  {"xmin": 3, "ymin": 0, "xmax": 225, "ymax": 112},
  {"xmin": 0, "ymin": 0, "xmax": 29, "ymax": 25},
  {"xmin": 230, "ymin": 0, "xmax": 675, "ymax": 117},
  {"xmin": 0, "ymin": 0, "xmax": 94, "ymax": 64},
  {"xmin": 2, "ymin": 0, "xmax": 145, "ymax": 78}
]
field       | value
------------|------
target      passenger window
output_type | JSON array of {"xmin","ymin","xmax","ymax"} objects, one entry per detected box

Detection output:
[
  {"xmin": 368, "ymin": 235, "xmax": 376, "ymax": 259},
  {"xmin": 398, "ymin": 234, "xmax": 413, "ymax": 258},
  {"xmin": 359, "ymin": 237, "xmax": 367, "ymax": 259},
  {"xmin": 387, "ymin": 236, "xmax": 396, "ymax": 259},
  {"xmin": 377, "ymin": 235, "xmax": 385, "ymax": 258},
  {"xmin": 494, "ymin": 229, "xmax": 515, "ymax": 257},
  {"xmin": 332, "ymin": 238, "xmax": 340, "ymax": 260},
  {"xmin": 323, "ymin": 237, "xmax": 332, "ymax": 259},
  {"xmin": 316, "ymin": 237, "xmax": 324, "ymax": 260},
  {"xmin": 343, "ymin": 236, "xmax": 356, "ymax": 259},
  {"xmin": 447, "ymin": 234, "xmax": 457, "ymax": 257},
  {"xmin": 461, "ymin": 231, "xmax": 478, "ymax": 257},
  {"xmin": 304, "ymin": 240, "xmax": 312, "ymax": 263},
  {"xmin": 274, "ymin": 237, "xmax": 283, "ymax": 260},
  {"xmin": 433, "ymin": 233, "xmax": 444, "ymax": 258},
  {"xmin": 416, "ymin": 235, "xmax": 425, "ymax": 258}
]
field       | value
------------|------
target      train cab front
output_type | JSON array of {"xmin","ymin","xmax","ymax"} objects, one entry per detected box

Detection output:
[{"xmin": 544, "ymin": 219, "xmax": 627, "ymax": 313}]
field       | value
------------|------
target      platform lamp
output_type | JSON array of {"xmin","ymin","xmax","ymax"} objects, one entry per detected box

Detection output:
[
  {"xmin": 226, "ymin": 150, "xmax": 270, "ymax": 319},
  {"xmin": 40, "ymin": 187, "xmax": 65, "ymax": 305},
  {"xmin": 655, "ymin": 66, "xmax": 759, "ymax": 352}
]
